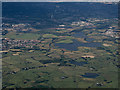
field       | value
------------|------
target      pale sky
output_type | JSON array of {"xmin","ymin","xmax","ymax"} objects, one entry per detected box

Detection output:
[{"xmin": 1, "ymin": 0, "xmax": 120, "ymax": 2}]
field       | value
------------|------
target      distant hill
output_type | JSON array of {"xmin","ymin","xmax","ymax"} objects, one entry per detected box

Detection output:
[{"xmin": 2, "ymin": 2, "xmax": 118, "ymax": 28}]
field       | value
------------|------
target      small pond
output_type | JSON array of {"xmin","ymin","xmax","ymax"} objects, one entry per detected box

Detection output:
[{"xmin": 81, "ymin": 73, "xmax": 99, "ymax": 78}]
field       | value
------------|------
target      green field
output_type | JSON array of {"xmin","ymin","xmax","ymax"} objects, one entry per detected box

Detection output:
[
  {"xmin": 56, "ymin": 39, "xmax": 73, "ymax": 44},
  {"xmin": 4, "ymin": 32, "xmax": 41, "ymax": 40},
  {"xmin": 2, "ymin": 14, "xmax": 119, "ymax": 88}
]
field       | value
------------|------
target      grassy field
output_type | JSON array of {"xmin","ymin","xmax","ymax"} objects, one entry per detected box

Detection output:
[
  {"xmin": 43, "ymin": 34, "xmax": 58, "ymax": 38},
  {"xmin": 3, "ymin": 32, "xmax": 41, "ymax": 40},
  {"xmin": 2, "ymin": 47, "xmax": 118, "ymax": 88},
  {"xmin": 56, "ymin": 39, "xmax": 73, "ymax": 44},
  {"xmin": 2, "ymin": 18, "xmax": 118, "ymax": 88}
]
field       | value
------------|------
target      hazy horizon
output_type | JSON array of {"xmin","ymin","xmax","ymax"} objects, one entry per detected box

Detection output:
[{"xmin": 1, "ymin": 0, "xmax": 119, "ymax": 2}]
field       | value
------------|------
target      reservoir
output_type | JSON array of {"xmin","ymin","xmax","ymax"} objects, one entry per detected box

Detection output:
[
  {"xmin": 81, "ymin": 73, "xmax": 99, "ymax": 78},
  {"xmin": 55, "ymin": 39, "xmax": 102, "ymax": 51},
  {"xmin": 70, "ymin": 61, "xmax": 87, "ymax": 66},
  {"xmin": 55, "ymin": 31, "xmax": 102, "ymax": 51}
]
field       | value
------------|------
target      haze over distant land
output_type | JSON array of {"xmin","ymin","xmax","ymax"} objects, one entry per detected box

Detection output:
[{"xmin": 1, "ymin": 0, "xmax": 120, "ymax": 2}]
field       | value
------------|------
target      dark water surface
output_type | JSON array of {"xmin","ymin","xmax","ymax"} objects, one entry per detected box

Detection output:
[
  {"xmin": 73, "ymin": 32, "xmax": 86, "ymax": 38},
  {"xmin": 55, "ymin": 40, "xmax": 102, "ymax": 51},
  {"xmin": 81, "ymin": 73, "xmax": 99, "ymax": 78},
  {"xmin": 55, "ymin": 31, "xmax": 102, "ymax": 51}
]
